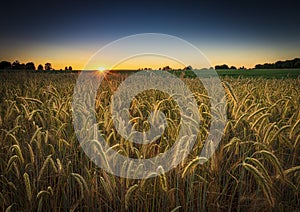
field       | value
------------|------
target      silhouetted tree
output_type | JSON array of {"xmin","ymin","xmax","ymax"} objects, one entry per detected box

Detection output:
[
  {"xmin": 45, "ymin": 63, "xmax": 52, "ymax": 70},
  {"xmin": 37, "ymin": 64, "xmax": 43, "ymax": 70},
  {"xmin": 183, "ymin": 65, "xmax": 193, "ymax": 70},
  {"xmin": 65, "ymin": 66, "xmax": 68, "ymax": 71},
  {"xmin": 294, "ymin": 59, "xmax": 300, "ymax": 68},
  {"xmin": 162, "ymin": 66, "xmax": 171, "ymax": 70},
  {"xmin": 12, "ymin": 60, "xmax": 25, "ymax": 69},
  {"xmin": 263, "ymin": 63, "xmax": 275, "ymax": 69},
  {"xmin": 68, "ymin": 66, "xmax": 72, "ymax": 71},
  {"xmin": 12, "ymin": 60, "xmax": 20, "ymax": 69},
  {"xmin": 25, "ymin": 62, "xmax": 35, "ymax": 70},
  {"xmin": 215, "ymin": 64, "xmax": 229, "ymax": 69},
  {"xmin": 255, "ymin": 64, "xmax": 263, "ymax": 69},
  {"xmin": 254, "ymin": 58, "xmax": 300, "ymax": 69},
  {"xmin": 230, "ymin": 66, "xmax": 237, "ymax": 70},
  {"xmin": 0, "ymin": 61, "xmax": 12, "ymax": 69},
  {"xmin": 275, "ymin": 61, "xmax": 294, "ymax": 68}
]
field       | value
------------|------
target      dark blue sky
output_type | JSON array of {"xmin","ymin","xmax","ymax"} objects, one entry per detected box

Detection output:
[{"xmin": 1, "ymin": 0, "xmax": 299, "ymax": 69}]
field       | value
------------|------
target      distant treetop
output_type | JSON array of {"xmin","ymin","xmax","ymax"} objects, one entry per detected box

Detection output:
[
  {"xmin": 255, "ymin": 58, "xmax": 300, "ymax": 69},
  {"xmin": 215, "ymin": 64, "xmax": 229, "ymax": 69},
  {"xmin": 0, "ymin": 60, "xmax": 74, "ymax": 71}
]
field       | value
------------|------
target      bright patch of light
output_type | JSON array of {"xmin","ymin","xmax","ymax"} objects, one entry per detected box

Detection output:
[{"xmin": 98, "ymin": 66, "xmax": 106, "ymax": 72}]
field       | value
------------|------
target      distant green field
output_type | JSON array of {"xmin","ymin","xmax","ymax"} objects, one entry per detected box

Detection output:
[
  {"xmin": 113, "ymin": 69, "xmax": 300, "ymax": 78},
  {"xmin": 215, "ymin": 69, "xmax": 300, "ymax": 78},
  {"xmin": 179, "ymin": 69, "xmax": 300, "ymax": 78}
]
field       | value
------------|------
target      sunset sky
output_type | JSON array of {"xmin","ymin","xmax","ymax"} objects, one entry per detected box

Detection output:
[{"xmin": 0, "ymin": 0, "xmax": 299, "ymax": 70}]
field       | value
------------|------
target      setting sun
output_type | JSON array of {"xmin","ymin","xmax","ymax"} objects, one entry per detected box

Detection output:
[{"xmin": 98, "ymin": 66, "xmax": 106, "ymax": 72}]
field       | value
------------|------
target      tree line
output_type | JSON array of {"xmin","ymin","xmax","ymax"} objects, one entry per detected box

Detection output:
[
  {"xmin": 0, "ymin": 60, "xmax": 73, "ymax": 71},
  {"xmin": 215, "ymin": 64, "xmax": 240, "ymax": 70},
  {"xmin": 1, "ymin": 58, "xmax": 300, "ymax": 71},
  {"xmin": 254, "ymin": 58, "xmax": 300, "ymax": 69},
  {"xmin": 215, "ymin": 58, "xmax": 300, "ymax": 70},
  {"xmin": 138, "ymin": 65, "xmax": 193, "ymax": 71}
]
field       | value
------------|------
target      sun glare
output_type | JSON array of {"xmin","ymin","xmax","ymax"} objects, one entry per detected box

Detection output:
[{"xmin": 98, "ymin": 66, "xmax": 106, "ymax": 72}]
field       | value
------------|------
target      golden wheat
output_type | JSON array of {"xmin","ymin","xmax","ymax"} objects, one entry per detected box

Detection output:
[{"xmin": 0, "ymin": 72, "xmax": 299, "ymax": 211}]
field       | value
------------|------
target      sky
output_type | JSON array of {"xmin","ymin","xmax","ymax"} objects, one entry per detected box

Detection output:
[{"xmin": 0, "ymin": 0, "xmax": 299, "ymax": 70}]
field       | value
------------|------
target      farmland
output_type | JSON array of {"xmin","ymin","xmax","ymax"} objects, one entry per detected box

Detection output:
[
  {"xmin": 175, "ymin": 69, "xmax": 300, "ymax": 79},
  {"xmin": 0, "ymin": 71, "xmax": 299, "ymax": 211}
]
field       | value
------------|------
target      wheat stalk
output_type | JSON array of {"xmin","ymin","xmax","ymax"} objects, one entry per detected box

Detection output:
[{"xmin": 23, "ymin": 173, "xmax": 32, "ymax": 202}]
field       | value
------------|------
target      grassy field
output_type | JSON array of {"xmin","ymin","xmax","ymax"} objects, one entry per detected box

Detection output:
[
  {"xmin": 217, "ymin": 69, "xmax": 300, "ymax": 78},
  {"xmin": 0, "ymin": 71, "xmax": 299, "ymax": 211},
  {"xmin": 111, "ymin": 68, "xmax": 300, "ymax": 79},
  {"xmin": 215, "ymin": 69, "xmax": 300, "ymax": 78},
  {"xmin": 176, "ymin": 69, "xmax": 300, "ymax": 78}
]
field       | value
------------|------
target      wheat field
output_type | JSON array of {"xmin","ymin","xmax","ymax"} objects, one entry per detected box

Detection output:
[{"xmin": 0, "ymin": 71, "xmax": 299, "ymax": 211}]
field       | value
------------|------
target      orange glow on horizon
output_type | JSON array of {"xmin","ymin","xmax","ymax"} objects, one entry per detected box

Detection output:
[
  {"xmin": 104, "ymin": 55, "xmax": 187, "ymax": 70},
  {"xmin": 2, "ymin": 42, "xmax": 299, "ymax": 70}
]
